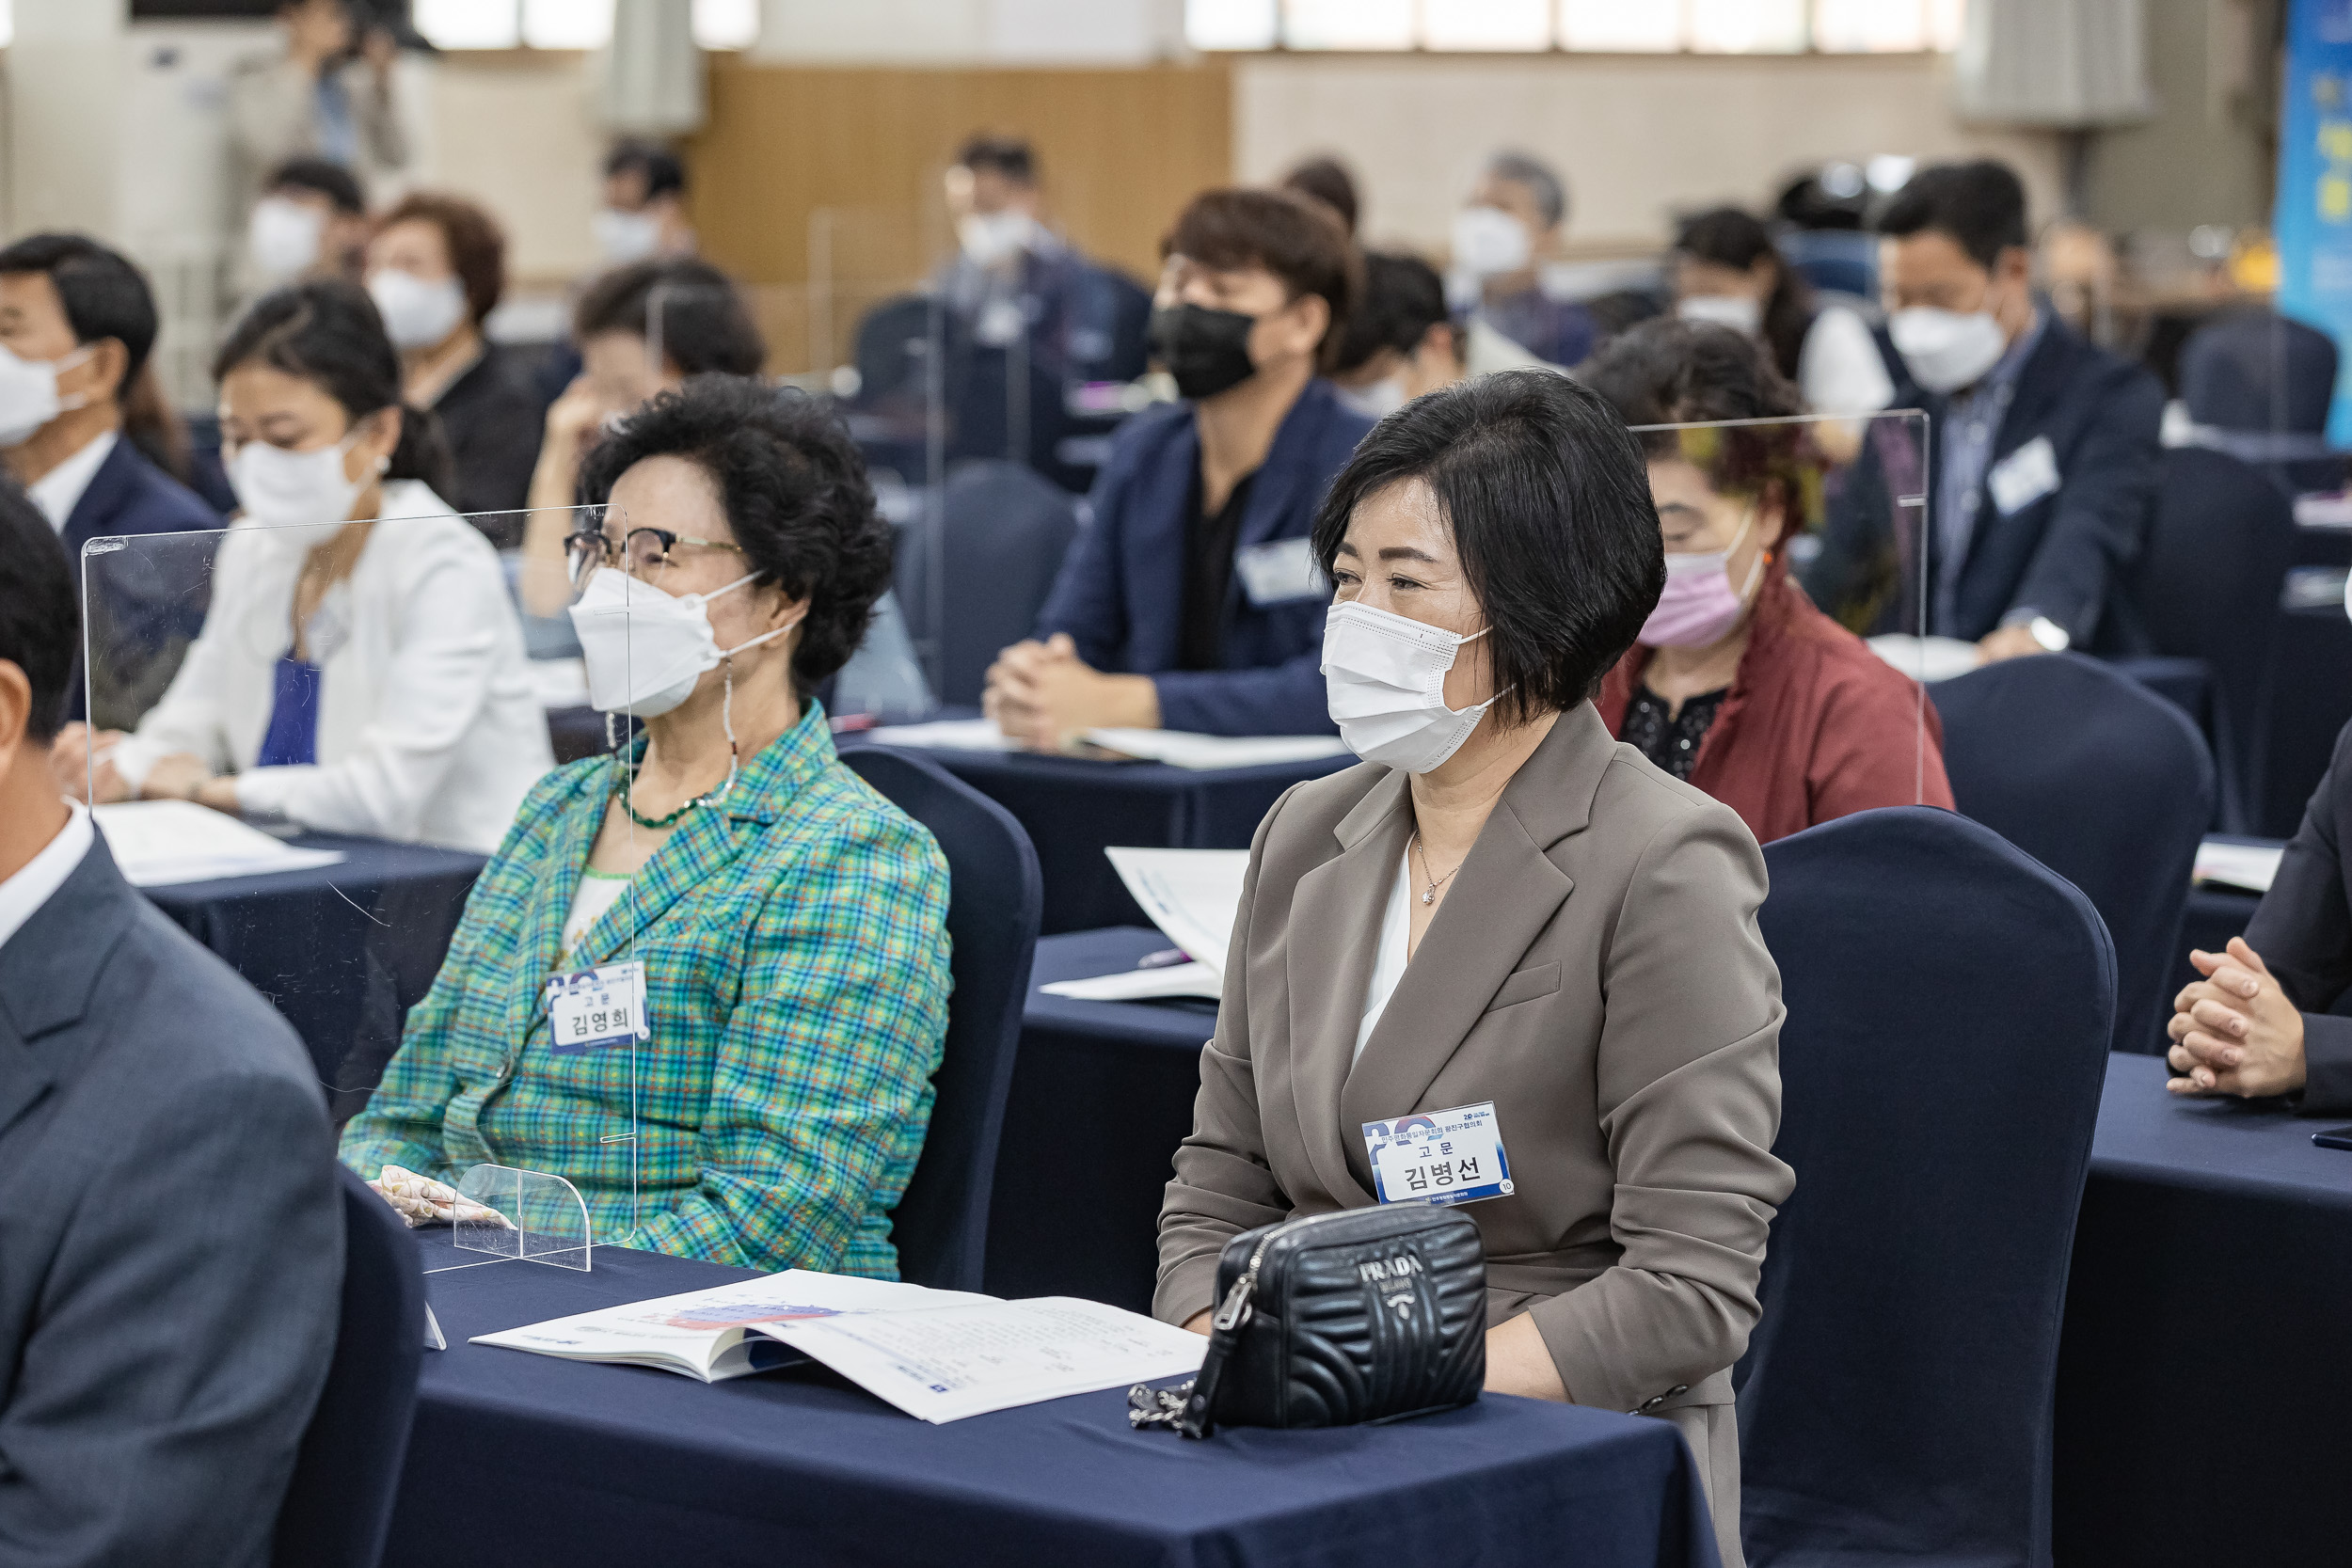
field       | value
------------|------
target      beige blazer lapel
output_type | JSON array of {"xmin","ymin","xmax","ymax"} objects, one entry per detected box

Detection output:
[
  {"xmin": 1284, "ymin": 769, "xmax": 1413, "ymax": 1206},
  {"xmin": 1337, "ymin": 706, "xmax": 1620, "ymax": 1175}
]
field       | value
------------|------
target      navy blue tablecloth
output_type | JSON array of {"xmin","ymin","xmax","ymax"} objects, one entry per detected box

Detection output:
[
  {"xmin": 138, "ymin": 833, "xmax": 485, "ymax": 1116},
  {"xmin": 2058, "ymin": 1054, "xmax": 2351, "ymax": 1566},
  {"xmin": 845, "ymin": 739, "xmax": 1349, "ymax": 934},
  {"xmin": 389, "ymin": 1234, "xmax": 1721, "ymax": 1568},
  {"xmin": 984, "ymin": 927, "xmax": 1214, "ymax": 1307}
]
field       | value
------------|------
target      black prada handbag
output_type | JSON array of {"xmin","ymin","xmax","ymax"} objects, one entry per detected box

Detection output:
[{"xmin": 1130, "ymin": 1207, "xmax": 1487, "ymax": 1439}]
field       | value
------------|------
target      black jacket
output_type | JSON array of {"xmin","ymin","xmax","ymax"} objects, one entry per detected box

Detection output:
[
  {"xmin": 1806, "ymin": 314, "xmax": 2165, "ymax": 648},
  {"xmin": 431, "ymin": 342, "xmax": 542, "ymax": 532},
  {"xmin": 2249, "ymin": 717, "xmax": 2352, "ymax": 1114},
  {"xmin": 0, "ymin": 832, "xmax": 342, "ymax": 1565}
]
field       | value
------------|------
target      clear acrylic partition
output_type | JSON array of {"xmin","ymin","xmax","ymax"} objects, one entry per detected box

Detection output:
[
  {"xmin": 453, "ymin": 1164, "xmax": 593, "ymax": 1271},
  {"xmin": 1627, "ymin": 410, "xmax": 1936, "ymax": 798},
  {"xmin": 77, "ymin": 503, "xmax": 647, "ymax": 1273}
]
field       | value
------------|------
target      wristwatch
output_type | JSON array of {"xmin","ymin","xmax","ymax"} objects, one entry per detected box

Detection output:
[{"xmin": 2026, "ymin": 615, "xmax": 2071, "ymax": 653}]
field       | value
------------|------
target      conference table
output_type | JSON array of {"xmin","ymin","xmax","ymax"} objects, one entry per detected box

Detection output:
[
  {"xmin": 139, "ymin": 834, "xmax": 485, "ymax": 1117},
  {"xmin": 387, "ymin": 1233, "xmax": 1724, "ymax": 1568},
  {"xmin": 845, "ymin": 734, "xmax": 1350, "ymax": 934},
  {"xmin": 997, "ymin": 936, "xmax": 2352, "ymax": 1562}
]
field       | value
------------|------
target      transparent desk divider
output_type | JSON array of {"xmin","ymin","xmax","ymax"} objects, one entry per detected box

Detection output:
[
  {"xmin": 1626, "ymin": 409, "xmax": 1935, "ymax": 800},
  {"xmin": 450, "ymin": 1164, "xmax": 593, "ymax": 1271},
  {"xmin": 81, "ymin": 501, "xmax": 648, "ymax": 1272}
]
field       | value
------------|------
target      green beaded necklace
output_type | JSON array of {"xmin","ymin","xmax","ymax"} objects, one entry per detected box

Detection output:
[{"xmin": 611, "ymin": 748, "xmax": 738, "ymax": 831}]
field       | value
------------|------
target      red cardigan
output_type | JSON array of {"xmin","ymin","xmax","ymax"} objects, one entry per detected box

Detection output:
[{"xmin": 1597, "ymin": 567, "xmax": 1955, "ymax": 846}]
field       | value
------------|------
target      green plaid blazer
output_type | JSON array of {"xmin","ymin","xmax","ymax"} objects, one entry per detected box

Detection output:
[{"xmin": 339, "ymin": 701, "xmax": 952, "ymax": 1276}]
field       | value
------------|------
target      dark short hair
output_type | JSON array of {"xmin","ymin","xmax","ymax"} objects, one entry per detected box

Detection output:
[
  {"xmin": 1333, "ymin": 251, "xmax": 1450, "ymax": 375},
  {"xmin": 0, "ymin": 233, "xmax": 160, "ymax": 405},
  {"xmin": 1281, "ymin": 156, "xmax": 1359, "ymax": 235},
  {"xmin": 1878, "ymin": 160, "xmax": 2027, "ymax": 272},
  {"xmin": 1311, "ymin": 370, "xmax": 1663, "ymax": 720},
  {"xmin": 578, "ymin": 375, "xmax": 894, "ymax": 692},
  {"xmin": 0, "ymin": 480, "xmax": 77, "ymax": 742},
  {"xmin": 956, "ymin": 135, "xmax": 1037, "ymax": 185},
  {"xmin": 266, "ymin": 155, "xmax": 366, "ymax": 216},
  {"xmin": 1487, "ymin": 150, "xmax": 1566, "ymax": 230},
  {"xmin": 376, "ymin": 191, "xmax": 505, "ymax": 325},
  {"xmin": 214, "ymin": 278, "xmax": 453, "ymax": 494},
  {"xmin": 1582, "ymin": 317, "xmax": 1824, "ymax": 529},
  {"xmin": 1163, "ymin": 187, "xmax": 1361, "ymax": 372},
  {"xmin": 604, "ymin": 140, "xmax": 686, "ymax": 202},
  {"xmin": 574, "ymin": 258, "xmax": 766, "ymax": 376},
  {"xmin": 1672, "ymin": 205, "xmax": 1813, "ymax": 382}
]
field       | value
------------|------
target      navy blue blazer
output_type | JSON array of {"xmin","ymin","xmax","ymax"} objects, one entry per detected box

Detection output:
[
  {"xmin": 0, "ymin": 831, "xmax": 341, "ymax": 1566},
  {"xmin": 1807, "ymin": 316, "xmax": 2164, "ymax": 648},
  {"xmin": 1034, "ymin": 378, "xmax": 1375, "ymax": 736},
  {"xmin": 61, "ymin": 436, "xmax": 222, "ymax": 721}
]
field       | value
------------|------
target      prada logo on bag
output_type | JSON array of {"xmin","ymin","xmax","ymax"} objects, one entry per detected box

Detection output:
[{"xmin": 1357, "ymin": 1255, "xmax": 1425, "ymax": 1284}]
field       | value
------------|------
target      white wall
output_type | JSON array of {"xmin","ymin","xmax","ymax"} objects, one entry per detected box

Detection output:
[
  {"xmin": 1234, "ymin": 52, "xmax": 2066, "ymax": 254},
  {"xmin": 419, "ymin": 56, "xmax": 607, "ymax": 284},
  {"xmin": 751, "ymin": 0, "xmax": 1186, "ymax": 63}
]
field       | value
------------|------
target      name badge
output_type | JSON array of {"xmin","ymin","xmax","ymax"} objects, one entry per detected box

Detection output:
[
  {"xmin": 1361, "ymin": 1101, "xmax": 1514, "ymax": 1207},
  {"xmin": 546, "ymin": 960, "xmax": 651, "ymax": 1055},
  {"xmin": 1234, "ymin": 536, "xmax": 1327, "ymax": 608},
  {"xmin": 1987, "ymin": 435, "xmax": 2060, "ymax": 516}
]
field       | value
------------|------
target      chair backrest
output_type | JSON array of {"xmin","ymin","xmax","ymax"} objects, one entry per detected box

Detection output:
[
  {"xmin": 2182, "ymin": 307, "xmax": 2339, "ymax": 435},
  {"xmin": 1776, "ymin": 229, "xmax": 1877, "ymax": 301},
  {"xmin": 1931, "ymin": 653, "xmax": 2212, "ymax": 1053},
  {"xmin": 841, "ymin": 745, "xmax": 1043, "ymax": 1291},
  {"xmin": 851, "ymin": 293, "xmax": 940, "ymax": 405},
  {"xmin": 2130, "ymin": 446, "xmax": 2296, "ymax": 830},
  {"xmin": 1739, "ymin": 807, "xmax": 2113, "ymax": 1568},
  {"xmin": 894, "ymin": 459, "xmax": 1083, "ymax": 707},
  {"xmin": 272, "ymin": 1166, "xmax": 424, "ymax": 1568}
]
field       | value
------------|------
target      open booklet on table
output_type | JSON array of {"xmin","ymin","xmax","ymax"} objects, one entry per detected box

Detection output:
[
  {"xmin": 90, "ymin": 799, "xmax": 346, "ymax": 887},
  {"xmin": 471, "ymin": 1269, "xmax": 1204, "ymax": 1423},
  {"xmin": 1037, "ymin": 847, "xmax": 1249, "ymax": 1004}
]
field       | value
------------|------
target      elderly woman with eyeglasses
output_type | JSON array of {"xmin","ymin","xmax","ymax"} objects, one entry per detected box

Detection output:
[{"xmin": 341, "ymin": 375, "xmax": 954, "ymax": 1276}]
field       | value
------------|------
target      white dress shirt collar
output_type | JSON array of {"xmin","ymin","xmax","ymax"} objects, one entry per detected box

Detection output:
[
  {"xmin": 28, "ymin": 429, "xmax": 119, "ymax": 533},
  {"xmin": 0, "ymin": 798, "xmax": 94, "ymax": 957}
]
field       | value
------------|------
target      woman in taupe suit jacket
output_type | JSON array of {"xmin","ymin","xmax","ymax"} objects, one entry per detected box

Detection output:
[{"xmin": 1156, "ymin": 370, "xmax": 1793, "ymax": 1568}]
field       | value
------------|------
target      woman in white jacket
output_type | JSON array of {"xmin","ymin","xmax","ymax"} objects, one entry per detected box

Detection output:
[{"xmin": 59, "ymin": 279, "xmax": 551, "ymax": 853}]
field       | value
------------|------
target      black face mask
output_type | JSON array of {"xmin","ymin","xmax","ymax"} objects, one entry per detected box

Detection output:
[{"xmin": 1149, "ymin": 303, "xmax": 1259, "ymax": 402}]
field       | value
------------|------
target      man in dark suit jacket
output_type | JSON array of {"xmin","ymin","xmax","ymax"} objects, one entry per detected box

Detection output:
[
  {"xmin": 0, "ymin": 496, "xmax": 341, "ymax": 1565},
  {"xmin": 1803, "ymin": 161, "xmax": 2163, "ymax": 660},
  {"xmin": 0, "ymin": 234, "xmax": 223, "ymax": 722},
  {"xmin": 990, "ymin": 187, "xmax": 1374, "ymax": 742},
  {"xmin": 2169, "ymin": 717, "xmax": 2352, "ymax": 1112}
]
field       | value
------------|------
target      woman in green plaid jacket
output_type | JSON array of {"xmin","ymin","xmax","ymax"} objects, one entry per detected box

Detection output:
[{"xmin": 342, "ymin": 379, "xmax": 952, "ymax": 1277}]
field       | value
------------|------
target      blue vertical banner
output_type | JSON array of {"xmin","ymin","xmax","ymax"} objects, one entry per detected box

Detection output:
[{"xmin": 2279, "ymin": 0, "xmax": 2352, "ymax": 443}]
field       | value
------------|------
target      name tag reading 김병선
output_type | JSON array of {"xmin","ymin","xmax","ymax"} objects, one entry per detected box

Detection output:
[
  {"xmin": 547, "ymin": 961, "xmax": 651, "ymax": 1054},
  {"xmin": 1361, "ymin": 1101, "xmax": 1513, "ymax": 1207}
]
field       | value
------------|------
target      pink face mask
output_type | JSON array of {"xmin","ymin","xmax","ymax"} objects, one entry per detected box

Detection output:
[{"xmin": 1640, "ymin": 511, "xmax": 1763, "ymax": 649}]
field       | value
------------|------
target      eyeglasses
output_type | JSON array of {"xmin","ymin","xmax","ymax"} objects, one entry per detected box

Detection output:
[{"xmin": 566, "ymin": 524, "xmax": 744, "ymax": 588}]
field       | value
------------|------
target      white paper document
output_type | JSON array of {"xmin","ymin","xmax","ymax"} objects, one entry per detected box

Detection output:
[
  {"xmin": 472, "ymin": 1271, "xmax": 1201, "ymax": 1422},
  {"xmin": 1038, "ymin": 847, "xmax": 1248, "ymax": 1004},
  {"xmin": 91, "ymin": 800, "xmax": 346, "ymax": 887},
  {"xmin": 1865, "ymin": 634, "xmax": 1982, "ymax": 685},
  {"xmin": 2193, "ymin": 839, "xmax": 2284, "ymax": 895},
  {"xmin": 1039, "ymin": 960, "xmax": 1220, "ymax": 1004},
  {"xmin": 867, "ymin": 718, "xmax": 1016, "ymax": 752},
  {"xmin": 1082, "ymin": 728, "xmax": 1350, "ymax": 769}
]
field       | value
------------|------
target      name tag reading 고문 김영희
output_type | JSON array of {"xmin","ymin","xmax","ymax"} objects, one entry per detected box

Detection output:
[
  {"xmin": 1361, "ymin": 1102, "xmax": 1513, "ymax": 1207},
  {"xmin": 547, "ymin": 961, "xmax": 652, "ymax": 1054}
]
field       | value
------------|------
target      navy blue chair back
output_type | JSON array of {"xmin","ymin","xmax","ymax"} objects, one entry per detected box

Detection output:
[
  {"xmin": 842, "ymin": 746, "xmax": 1043, "ymax": 1291},
  {"xmin": 1776, "ymin": 229, "xmax": 1876, "ymax": 301},
  {"xmin": 2182, "ymin": 308, "xmax": 2343, "ymax": 492},
  {"xmin": 1932, "ymin": 653, "xmax": 2212, "ymax": 1053},
  {"xmin": 272, "ymin": 1166, "xmax": 424, "ymax": 1568},
  {"xmin": 894, "ymin": 459, "xmax": 1082, "ymax": 707},
  {"xmin": 2129, "ymin": 446, "xmax": 2296, "ymax": 832},
  {"xmin": 1740, "ymin": 807, "xmax": 2113, "ymax": 1568}
]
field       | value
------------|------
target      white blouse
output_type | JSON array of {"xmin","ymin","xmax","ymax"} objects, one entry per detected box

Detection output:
[{"xmin": 1354, "ymin": 851, "xmax": 1414, "ymax": 1065}]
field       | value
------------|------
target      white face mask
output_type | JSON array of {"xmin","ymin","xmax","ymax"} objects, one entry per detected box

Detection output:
[
  {"xmin": 566, "ymin": 566, "xmax": 796, "ymax": 719},
  {"xmin": 957, "ymin": 210, "xmax": 1033, "ymax": 267},
  {"xmin": 593, "ymin": 208, "xmax": 663, "ymax": 265},
  {"xmin": 0, "ymin": 343, "xmax": 89, "ymax": 449},
  {"xmin": 1677, "ymin": 293, "xmax": 1764, "ymax": 336},
  {"xmin": 228, "ymin": 432, "xmax": 377, "ymax": 531},
  {"xmin": 1322, "ymin": 600, "xmax": 1499, "ymax": 775},
  {"xmin": 368, "ymin": 269, "xmax": 469, "ymax": 351},
  {"xmin": 1335, "ymin": 375, "xmax": 1408, "ymax": 422},
  {"xmin": 1451, "ymin": 206, "xmax": 1533, "ymax": 279},
  {"xmin": 248, "ymin": 196, "xmax": 326, "ymax": 279},
  {"xmin": 1889, "ymin": 304, "xmax": 2009, "ymax": 395}
]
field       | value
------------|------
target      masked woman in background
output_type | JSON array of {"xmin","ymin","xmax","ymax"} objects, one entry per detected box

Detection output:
[
  {"xmin": 1582, "ymin": 317, "xmax": 1951, "ymax": 845},
  {"xmin": 56, "ymin": 278, "xmax": 551, "ymax": 853},
  {"xmin": 1669, "ymin": 206, "xmax": 1894, "ymax": 420},
  {"xmin": 341, "ymin": 374, "xmax": 953, "ymax": 1276}
]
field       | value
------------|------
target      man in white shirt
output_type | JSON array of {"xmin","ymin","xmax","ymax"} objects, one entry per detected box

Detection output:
[{"xmin": 0, "ymin": 495, "xmax": 342, "ymax": 1567}]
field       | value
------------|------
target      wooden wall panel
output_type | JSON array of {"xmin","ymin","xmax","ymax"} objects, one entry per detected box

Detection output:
[{"xmin": 682, "ymin": 60, "xmax": 1231, "ymax": 371}]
